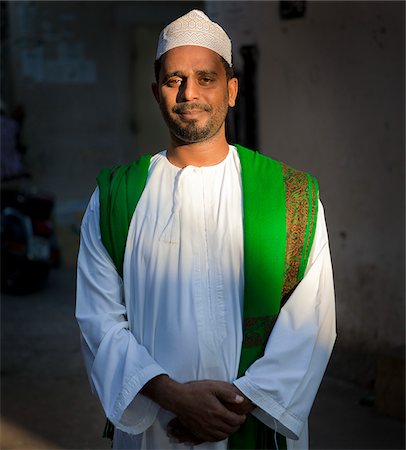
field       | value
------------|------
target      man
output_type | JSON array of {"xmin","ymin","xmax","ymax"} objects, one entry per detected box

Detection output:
[{"xmin": 76, "ymin": 9, "xmax": 336, "ymax": 450}]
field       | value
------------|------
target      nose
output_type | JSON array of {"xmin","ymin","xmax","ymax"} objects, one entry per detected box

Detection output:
[{"xmin": 178, "ymin": 77, "xmax": 198, "ymax": 102}]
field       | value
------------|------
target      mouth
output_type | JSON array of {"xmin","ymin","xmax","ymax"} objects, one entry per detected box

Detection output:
[
  {"xmin": 177, "ymin": 110, "xmax": 206, "ymax": 119},
  {"xmin": 173, "ymin": 103, "xmax": 211, "ymax": 121}
]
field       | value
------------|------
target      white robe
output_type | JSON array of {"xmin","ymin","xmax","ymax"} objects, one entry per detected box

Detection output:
[{"xmin": 76, "ymin": 146, "xmax": 336, "ymax": 450}]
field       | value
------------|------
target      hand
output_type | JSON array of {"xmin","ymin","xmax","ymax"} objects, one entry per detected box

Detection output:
[
  {"xmin": 166, "ymin": 387, "xmax": 256, "ymax": 444},
  {"xmin": 142, "ymin": 376, "xmax": 247, "ymax": 442}
]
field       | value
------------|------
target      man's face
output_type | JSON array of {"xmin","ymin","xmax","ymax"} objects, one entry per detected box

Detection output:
[{"xmin": 153, "ymin": 46, "xmax": 238, "ymax": 144}]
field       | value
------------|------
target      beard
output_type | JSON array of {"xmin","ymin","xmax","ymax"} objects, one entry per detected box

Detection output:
[{"xmin": 160, "ymin": 101, "xmax": 229, "ymax": 144}]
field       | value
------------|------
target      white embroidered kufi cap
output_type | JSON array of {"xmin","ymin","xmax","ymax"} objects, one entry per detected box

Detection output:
[{"xmin": 156, "ymin": 9, "xmax": 232, "ymax": 66}]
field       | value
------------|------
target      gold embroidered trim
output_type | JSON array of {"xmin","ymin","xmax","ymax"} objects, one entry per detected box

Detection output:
[
  {"xmin": 243, "ymin": 315, "xmax": 276, "ymax": 348},
  {"xmin": 281, "ymin": 164, "xmax": 310, "ymax": 298}
]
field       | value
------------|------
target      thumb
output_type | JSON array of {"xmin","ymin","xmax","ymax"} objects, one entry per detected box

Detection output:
[{"xmin": 216, "ymin": 385, "xmax": 244, "ymax": 404}]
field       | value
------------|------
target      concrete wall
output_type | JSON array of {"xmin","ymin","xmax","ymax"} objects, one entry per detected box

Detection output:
[{"xmin": 206, "ymin": 1, "xmax": 405, "ymax": 364}]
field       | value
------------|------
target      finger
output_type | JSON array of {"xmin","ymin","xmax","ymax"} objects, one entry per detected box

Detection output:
[
  {"xmin": 168, "ymin": 417, "xmax": 208, "ymax": 445},
  {"xmin": 223, "ymin": 400, "xmax": 255, "ymax": 415},
  {"xmin": 198, "ymin": 411, "xmax": 244, "ymax": 438},
  {"xmin": 222, "ymin": 401, "xmax": 242, "ymax": 414},
  {"xmin": 220, "ymin": 408, "xmax": 247, "ymax": 427},
  {"xmin": 214, "ymin": 384, "xmax": 245, "ymax": 404},
  {"xmin": 216, "ymin": 418, "xmax": 245, "ymax": 438}
]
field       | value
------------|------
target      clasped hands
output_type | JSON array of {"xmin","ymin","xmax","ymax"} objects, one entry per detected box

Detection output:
[{"xmin": 141, "ymin": 375, "xmax": 255, "ymax": 445}]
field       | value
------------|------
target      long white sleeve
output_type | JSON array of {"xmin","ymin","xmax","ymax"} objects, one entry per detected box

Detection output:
[
  {"xmin": 234, "ymin": 200, "xmax": 336, "ymax": 447},
  {"xmin": 75, "ymin": 189, "xmax": 168, "ymax": 433}
]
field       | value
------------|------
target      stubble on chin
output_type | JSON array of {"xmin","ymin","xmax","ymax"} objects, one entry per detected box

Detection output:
[
  {"xmin": 168, "ymin": 118, "xmax": 214, "ymax": 143},
  {"xmin": 161, "ymin": 104, "xmax": 228, "ymax": 144}
]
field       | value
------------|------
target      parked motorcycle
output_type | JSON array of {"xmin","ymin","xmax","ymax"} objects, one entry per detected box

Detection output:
[{"xmin": 1, "ymin": 188, "xmax": 60, "ymax": 294}]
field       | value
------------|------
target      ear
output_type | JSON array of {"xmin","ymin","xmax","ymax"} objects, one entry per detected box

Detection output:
[
  {"xmin": 152, "ymin": 83, "xmax": 160, "ymax": 104},
  {"xmin": 227, "ymin": 78, "xmax": 238, "ymax": 108}
]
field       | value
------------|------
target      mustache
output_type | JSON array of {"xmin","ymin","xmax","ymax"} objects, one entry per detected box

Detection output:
[{"xmin": 173, "ymin": 103, "xmax": 212, "ymax": 114}]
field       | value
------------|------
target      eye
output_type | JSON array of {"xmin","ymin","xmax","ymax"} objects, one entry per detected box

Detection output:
[
  {"xmin": 199, "ymin": 77, "xmax": 214, "ymax": 86},
  {"xmin": 165, "ymin": 77, "xmax": 182, "ymax": 87}
]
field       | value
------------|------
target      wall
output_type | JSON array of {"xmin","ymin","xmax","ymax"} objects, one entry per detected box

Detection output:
[
  {"xmin": 206, "ymin": 1, "xmax": 405, "ymax": 366},
  {"xmin": 8, "ymin": 2, "xmax": 131, "ymax": 207},
  {"xmin": 5, "ymin": 1, "xmax": 202, "ymax": 262}
]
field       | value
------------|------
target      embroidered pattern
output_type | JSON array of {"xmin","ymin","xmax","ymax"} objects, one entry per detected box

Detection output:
[
  {"xmin": 156, "ymin": 10, "xmax": 232, "ymax": 66},
  {"xmin": 304, "ymin": 177, "xmax": 319, "ymax": 265},
  {"xmin": 281, "ymin": 164, "xmax": 311, "ymax": 298},
  {"xmin": 243, "ymin": 315, "xmax": 276, "ymax": 348}
]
